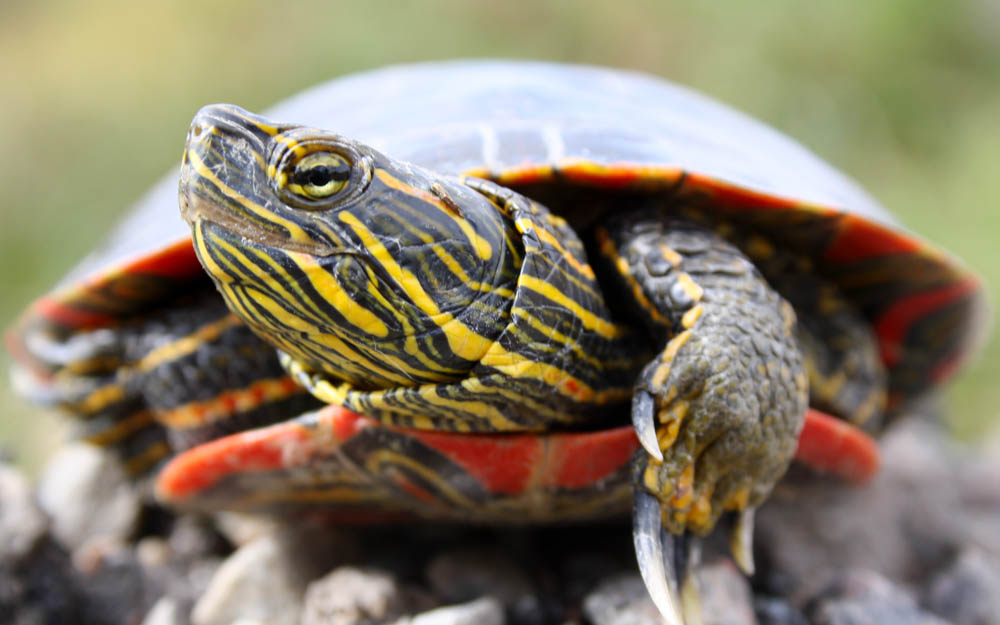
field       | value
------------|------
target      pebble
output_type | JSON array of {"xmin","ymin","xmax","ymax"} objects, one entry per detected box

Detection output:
[
  {"xmin": 0, "ymin": 536, "xmax": 85, "ymax": 625},
  {"xmin": 754, "ymin": 598, "xmax": 808, "ymax": 625},
  {"xmin": 191, "ymin": 528, "xmax": 337, "ymax": 625},
  {"xmin": 698, "ymin": 559, "xmax": 758, "ymax": 625},
  {"xmin": 426, "ymin": 548, "xmax": 536, "ymax": 607},
  {"xmin": 808, "ymin": 569, "xmax": 949, "ymax": 625},
  {"xmin": 141, "ymin": 597, "xmax": 189, "ymax": 625},
  {"xmin": 36, "ymin": 443, "xmax": 140, "ymax": 553},
  {"xmin": 301, "ymin": 566, "xmax": 408, "ymax": 625},
  {"xmin": 213, "ymin": 511, "xmax": 279, "ymax": 547},
  {"xmin": 582, "ymin": 573, "xmax": 664, "ymax": 625},
  {"xmin": 755, "ymin": 419, "xmax": 968, "ymax": 599},
  {"xmin": 0, "ymin": 462, "xmax": 48, "ymax": 563},
  {"xmin": 925, "ymin": 548, "xmax": 1000, "ymax": 625},
  {"xmin": 402, "ymin": 597, "xmax": 505, "ymax": 625}
]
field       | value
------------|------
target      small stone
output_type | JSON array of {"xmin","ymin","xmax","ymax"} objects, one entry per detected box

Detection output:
[
  {"xmin": 213, "ymin": 511, "xmax": 278, "ymax": 547},
  {"xmin": 141, "ymin": 597, "xmax": 189, "ymax": 625},
  {"xmin": 698, "ymin": 559, "xmax": 757, "ymax": 625},
  {"xmin": 191, "ymin": 527, "xmax": 345, "ymax": 625},
  {"xmin": 36, "ymin": 443, "xmax": 140, "ymax": 553},
  {"xmin": 925, "ymin": 548, "xmax": 1000, "ymax": 625},
  {"xmin": 77, "ymin": 543, "xmax": 160, "ymax": 625},
  {"xmin": 0, "ymin": 463, "xmax": 48, "ymax": 563},
  {"xmin": 301, "ymin": 567, "xmax": 407, "ymax": 625},
  {"xmin": 0, "ymin": 537, "xmax": 84, "ymax": 625},
  {"xmin": 167, "ymin": 516, "xmax": 229, "ymax": 562},
  {"xmin": 808, "ymin": 569, "xmax": 949, "ymax": 625},
  {"xmin": 136, "ymin": 537, "xmax": 173, "ymax": 569},
  {"xmin": 426, "ymin": 548, "xmax": 535, "ymax": 607},
  {"xmin": 755, "ymin": 418, "xmax": 966, "ymax": 598},
  {"xmin": 754, "ymin": 598, "xmax": 808, "ymax": 625},
  {"xmin": 582, "ymin": 573, "xmax": 663, "ymax": 625},
  {"xmin": 404, "ymin": 597, "xmax": 505, "ymax": 625}
]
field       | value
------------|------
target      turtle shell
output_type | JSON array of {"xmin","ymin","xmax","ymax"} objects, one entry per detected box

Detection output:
[{"xmin": 7, "ymin": 61, "xmax": 984, "ymax": 513}]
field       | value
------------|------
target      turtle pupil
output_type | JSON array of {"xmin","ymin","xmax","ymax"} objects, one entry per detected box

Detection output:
[
  {"xmin": 308, "ymin": 167, "xmax": 333, "ymax": 186},
  {"xmin": 298, "ymin": 164, "xmax": 349, "ymax": 188}
]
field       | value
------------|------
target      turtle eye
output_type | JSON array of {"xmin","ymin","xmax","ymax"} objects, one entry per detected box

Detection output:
[{"xmin": 289, "ymin": 152, "xmax": 351, "ymax": 200}]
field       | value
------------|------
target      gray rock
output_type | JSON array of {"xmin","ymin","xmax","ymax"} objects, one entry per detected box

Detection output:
[
  {"xmin": 0, "ymin": 537, "xmax": 84, "ymax": 625},
  {"xmin": 755, "ymin": 419, "xmax": 969, "ymax": 598},
  {"xmin": 36, "ymin": 443, "xmax": 140, "ymax": 553},
  {"xmin": 192, "ymin": 527, "xmax": 348, "ymax": 625},
  {"xmin": 925, "ymin": 549, "xmax": 1000, "ymax": 625},
  {"xmin": 301, "ymin": 567, "xmax": 407, "ymax": 625},
  {"xmin": 754, "ymin": 598, "xmax": 808, "ymax": 625},
  {"xmin": 698, "ymin": 559, "xmax": 757, "ymax": 625},
  {"xmin": 582, "ymin": 574, "xmax": 663, "ymax": 625},
  {"xmin": 426, "ymin": 548, "xmax": 535, "ymax": 608},
  {"xmin": 141, "ymin": 597, "xmax": 189, "ymax": 625},
  {"xmin": 0, "ymin": 463, "xmax": 48, "ymax": 563},
  {"xmin": 213, "ymin": 511, "xmax": 279, "ymax": 547},
  {"xmin": 808, "ymin": 569, "xmax": 950, "ymax": 625},
  {"xmin": 402, "ymin": 597, "xmax": 505, "ymax": 625}
]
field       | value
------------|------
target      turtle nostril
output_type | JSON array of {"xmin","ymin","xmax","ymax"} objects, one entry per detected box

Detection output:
[{"xmin": 191, "ymin": 124, "xmax": 204, "ymax": 138}]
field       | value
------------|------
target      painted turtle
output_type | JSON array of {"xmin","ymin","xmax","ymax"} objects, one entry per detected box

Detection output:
[{"xmin": 8, "ymin": 62, "xmax": 984, "ymax": 623}]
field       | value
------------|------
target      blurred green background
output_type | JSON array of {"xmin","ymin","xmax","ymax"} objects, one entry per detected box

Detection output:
[{"xmin": 2, "ymin": 0, "xmax": 997, "ymax": 475}]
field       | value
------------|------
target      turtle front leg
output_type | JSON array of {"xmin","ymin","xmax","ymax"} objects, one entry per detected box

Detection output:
[{"xmin": 595, "ymin": 214, "xmax": 808, "ymax": 622}]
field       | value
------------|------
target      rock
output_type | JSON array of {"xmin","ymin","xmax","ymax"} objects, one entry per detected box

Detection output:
[
  {"xmin": 698, "ymin": 559, "xmax": 757, "ymax": 625},
  {"xmin": 403, "ymin": 597, "xmax": 505, "ymax": 625},
  {"xmin": 0, "ymin": 463, "xmax": 48, "ymax": 563},
  {"xmin": 754, "ymin": 598, "xmax": 808, "ymax": 625},
  {"xmin": 0, "ymin": 537, "xmax": 85, "ymax": 625},
  {"xmin": 426, "ymin": 548, "xmax": 536, "ymax": 608},
  {"xmin": 192, "ymin": 527, "xmax": 348, "ymax": 625},
  {"xmin": 167, "ymin": 515, "xmax": 230, "ymax": 561},
  {"xmin": 301, "ymin": 567, "xmax": 408, "ymax": 625},
  {"xmin": 36, "ymin": 443, "xmax": 140, "ymax": 553},
  {"xmin": 76, "ymin": 541, "xmax": 162, "ymax": 625},
  {"xmin": 925, "ymin": 548, "xmax": 1000, "ymax": 625},
  {"xmin": 754, "ymin": 419, "xmax": 964, "ymax": 598},
  {"xmin": 213, "ymin": 511, "xmax": 279, "ymax": 547},
  {"xmin": 807, "ymin": 569, "xmax": 949, "ymax": 625},
  {"xmin": 582, "ymin": 573, "xmax": 663, "ymax": 625},
  {"xmin": 141, "ymin": 597, "xmax": 189, "ymax": 625}
]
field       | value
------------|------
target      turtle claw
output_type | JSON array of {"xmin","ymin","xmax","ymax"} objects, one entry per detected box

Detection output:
[
  {"xmin": 633, "ymin": 490, "xmax": 704, "ymax": 625},
  {"xmin": 728, "ymin": 507, "xmax": 756, "ymax": 576},
  {"xmin": 632, "ymin": 390, "xmax": 664, "ymax": 461}
]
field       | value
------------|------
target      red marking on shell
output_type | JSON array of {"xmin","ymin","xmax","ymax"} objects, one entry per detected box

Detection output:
[
  {"xmin": 547, "ymin": 426, "xmax": 637, "ymax": 489},
  {"xmin": 157, "ymin": 404, "xmax": 367, "ymax": 501},
  {"xmin": 409, "ymin": 430, "xmax": 543, "ymax": 495},
  {"xmin": 34, "ymin": 238, "xmax": 201, "ymax": 331},
  {"xmin": 795, "ymin": 408, "xmax": 880, "ymax": 484},
  {"xmin": 156, "ymin": 419, "xmax": 314, "ymax": 500},
  {"xmin": 158, "ymin": 405, "xmax": 882, "ymax": 508},
  {"xmin": 34, "ymin": 297, "xmax": 114, "ymax": 329},
  {"xmin": 823, "ymin": 214, "xmax": 922, "ymax": 264},
  {"xmin": 392, "ymin": 471, "xmax": 436, "ymax": 503},
  {"xmin": 326, "ymin": 404, "xmax": 369, "ymax": 441},
  {"xmin": 875, "ymin": 278, "xmax": 981, "ymax": 367},
  {"xmin": 123, "ymin": 238, "xmax": 202, "ymax": 279}
]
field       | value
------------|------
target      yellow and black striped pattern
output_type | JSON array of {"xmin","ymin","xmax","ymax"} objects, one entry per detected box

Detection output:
[{"xmin": 182, "ymin": 105, "xmax": 644, "ymax": 432}]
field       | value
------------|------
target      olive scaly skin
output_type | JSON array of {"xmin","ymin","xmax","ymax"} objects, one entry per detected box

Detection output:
[{"xmin": 597, "ymin": 215, "xmax": 807, "ymax": 534}]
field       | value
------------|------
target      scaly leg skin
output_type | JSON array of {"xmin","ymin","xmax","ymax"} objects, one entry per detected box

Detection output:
[{"xmin": 596, "ymin": 215, "xmax": 808, "ymax": 624}]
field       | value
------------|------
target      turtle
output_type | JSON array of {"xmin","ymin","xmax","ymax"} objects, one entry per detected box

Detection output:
[{"xmin": 7, "ymin": 61, "xmax": 985, "ymax": 624}]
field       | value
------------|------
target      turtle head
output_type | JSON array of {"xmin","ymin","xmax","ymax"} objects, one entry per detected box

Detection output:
[{"xmin": 180, "ymin": 104, "xmax": 521, "ymax": 389}]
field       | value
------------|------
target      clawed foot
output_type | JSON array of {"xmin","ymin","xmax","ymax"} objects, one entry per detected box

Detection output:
[{"xmin": 630, "ymin": 328, "xmax": 805, "ymax": 623}]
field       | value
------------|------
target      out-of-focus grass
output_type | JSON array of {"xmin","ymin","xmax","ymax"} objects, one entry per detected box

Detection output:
[{"xmin": 1, "ymin": 0, "xmax": 997, "ymax": 474}]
